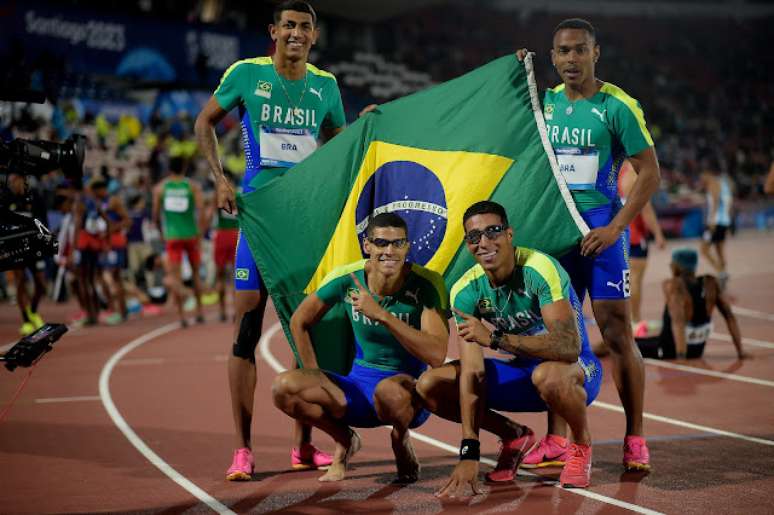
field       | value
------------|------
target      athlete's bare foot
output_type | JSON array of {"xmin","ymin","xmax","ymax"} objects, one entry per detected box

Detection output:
[
  {"xmin": 392, "ymin": 432, "xmax": 419, "ymax": 484},
  {"xmin": 318, "ymin": 429, "xmax": 361, "ymax": 482}
]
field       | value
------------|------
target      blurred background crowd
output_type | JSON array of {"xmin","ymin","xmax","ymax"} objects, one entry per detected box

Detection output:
[{"xmin": 2, "ymin": 0, "xmax": 773, "ymax": 332}]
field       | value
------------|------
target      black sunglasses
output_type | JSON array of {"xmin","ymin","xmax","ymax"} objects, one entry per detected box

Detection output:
[
  {"xmin": 464, "ymin": 224, "xmax": 508, "ymax": 245},
  {"xmin": 368, "ymin": 237, "xmax": 409, "ymax": 249}
]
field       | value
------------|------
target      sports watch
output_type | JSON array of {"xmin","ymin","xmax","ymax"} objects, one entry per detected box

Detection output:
[{"xmin": 489, "ymin": 329, "xmax": 505, "ymax": 351}]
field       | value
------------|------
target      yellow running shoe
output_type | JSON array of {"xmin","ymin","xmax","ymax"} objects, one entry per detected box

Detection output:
[
  {"xmin": 20, "ymin": 322, "xmax": 36, "ymax": 336},
  {"xmin": 26, "ymin": 309, "xmax": 45, "ymax": 330}
]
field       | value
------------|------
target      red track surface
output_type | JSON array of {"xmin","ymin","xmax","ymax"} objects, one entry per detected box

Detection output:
[{"xmin": 2, "ymin": 232, "xmax": 773, "ymax": 514}]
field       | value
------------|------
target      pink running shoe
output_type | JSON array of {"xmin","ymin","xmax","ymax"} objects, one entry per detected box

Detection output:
[
  {"xmin": 623, "ymin": 435, "xmax": 651, "ymax": 471},
  {"xmin": 485, "ymin": 427, "xmax": 536, "ymax": 483},
  {"xmin": 291, "ymin": 443, "xmax": 333, "ymax": 470},
  {"xmin": 521, "ymin": 434, "xmax": 571, "ymax": 469},
  {"xmin": 226, "ymin": 448, "xmax": 254, "ymax": 481},
  {"xmin": 560, "ymin": 443, "xmax": 592, "ymax": 488}
]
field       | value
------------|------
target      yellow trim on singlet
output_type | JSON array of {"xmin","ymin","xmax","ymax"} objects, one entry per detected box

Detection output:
[
  {"xmin": 410, "ymin": 263, "xmax": 449, "ymax": 310},
  {"xmin": 306, "ymin": 63, "xmax": 337, "ymax": 81},
  {"xmin": 600, "ymin": 82, "xmax": 654, "ymax": 146},
  {"xmin": 549, "ymin": 82, "xmax": 653, "ymax": 148},
  {"xmin": 549, "ymin": 83, "xmax": 566, "ymax": 93},
  {"xmin": 450, "ymin": 264, "xmax": 486, "ymax": 308},
  {"xmin": 515, "ymin": 247, "xmax": 565, "ymax": 302},
  {"xmin": 319, "ymin": 259, "xmax": 366, "ymax": 288},
  {"xmin": 218, "ymin": 57, "xmax": 273, "ymax": 85}
]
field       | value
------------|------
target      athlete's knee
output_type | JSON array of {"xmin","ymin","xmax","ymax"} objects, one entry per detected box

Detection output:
[
  {"xmin": 232, "ymin": 305, "xmax": 264, "ymax": 362},
  {"xmin": 374, "ymin": 379, "xmax": 414, "ymax": 423},
  {"xmin": 532, "ymin": 362, "xmax": 576, "ymax": 401},
  {"xmin": 415, "ymin": 364, "xmax": 457, "ymax": 409},
  {"xmin": 271, "ymin": 370, "xmax": 299, "ymax": 407}
]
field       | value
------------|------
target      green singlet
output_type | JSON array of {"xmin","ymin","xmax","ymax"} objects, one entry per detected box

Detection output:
[
  {"xmin": 213, "ymin": 57, "xmax": 346, "ymax": 193},
  {"xmin": 450, "ymin": 247, "xmax": 570, "ymax": 338},
  {"xmin": 543, "ymin": 82, "xmax": 653, "ymax": 212},
  {"xmin": 162, "ymin": 179, "xmax": 197, "ymax": 240},
  {"xmin": 315, "ymin": 260, "xmax": 447, "ymax": 375}
]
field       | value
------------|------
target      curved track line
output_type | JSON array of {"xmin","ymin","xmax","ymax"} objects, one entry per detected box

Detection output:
[
  {"xmin": 99, "ymin": 321, "xmax": 236, "ymax": 515},
  {"xmin": 257, "ymin": 321, "xmax": 663, "ymax": 515}
]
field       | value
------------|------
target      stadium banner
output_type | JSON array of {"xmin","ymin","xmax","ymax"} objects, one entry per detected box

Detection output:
[
  {"xmin": 237, "ymin": 55, "xmax": 586, "ymax": 372},
  {"xmin": 0, "ymin": 2, "xmax": 267, "ymax": 86}
]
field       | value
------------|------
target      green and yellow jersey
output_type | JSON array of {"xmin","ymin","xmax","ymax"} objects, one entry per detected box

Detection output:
[{"xmin": 543, "ymin": 82, "xmax": 653, "ymax": 212}]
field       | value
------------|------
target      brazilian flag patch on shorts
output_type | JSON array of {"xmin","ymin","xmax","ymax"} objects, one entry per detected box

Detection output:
[{"xmin": 235, "ymin": 268, "xmax": 250, "ymax": 281}]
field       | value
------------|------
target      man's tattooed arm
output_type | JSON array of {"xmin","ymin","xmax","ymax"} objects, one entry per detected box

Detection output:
[{"xmin": 497, "ymin": 300, "xmax": 581, "ymax": 362}]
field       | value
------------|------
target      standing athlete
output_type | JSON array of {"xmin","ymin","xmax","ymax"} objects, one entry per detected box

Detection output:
[
  {"xmin": 700, "ymin": 165, "xmax": 734, "ymax": 289},
  {"xmin": 518, "ymin": 18, "xmax": 660, "ymax": 471},
  {"xmin": 152, "ymin": 155, "xmax": 206, "ymax": 327},
  {"xmin": 210, "ymin": 172, "xmax": 240, "ymax": 322},
  {"xmin": 194, "ymin": 0, "xmax": 347, "ymax": 480}
]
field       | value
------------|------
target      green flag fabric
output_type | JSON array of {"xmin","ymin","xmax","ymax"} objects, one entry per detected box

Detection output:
[{"xmin": 237, "ymin": 54, "xmax": 587, "ymax": 372}]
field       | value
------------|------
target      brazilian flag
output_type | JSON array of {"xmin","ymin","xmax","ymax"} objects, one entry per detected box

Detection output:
[{"xmin": 237, "ymin": 55, "xmax": 587, "ymax": 372}]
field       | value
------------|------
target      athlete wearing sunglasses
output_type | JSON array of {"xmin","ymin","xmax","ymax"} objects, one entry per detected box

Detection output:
[
  {"xmin": 273, "ymin": 212, "xmax": 449, "ymax": 483},
  {"xmin": 417, "ymin": 200, "xmax": 601, "ymax": 495}
]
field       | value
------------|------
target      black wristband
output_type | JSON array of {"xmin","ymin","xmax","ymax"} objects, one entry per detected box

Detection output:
[
  {"xmin": 490, "ymin": 329, "xmax": 504, "ymax": 351},
  {"xmin": 460, "ymin": 439, "xmax": 480, "ymax": 461}
]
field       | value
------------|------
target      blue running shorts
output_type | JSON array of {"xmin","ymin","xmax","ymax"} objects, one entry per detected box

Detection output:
[
  {"xmin": 560, "ymin": 203, "xmax": 631, "ymax": 302},
  {"xmin": 234, "ymin": 230, "xmax": 262, "ymax": 291},
  {"xmin": 325, "ymin": 363, "xmax": 431, "ymax": 429}
]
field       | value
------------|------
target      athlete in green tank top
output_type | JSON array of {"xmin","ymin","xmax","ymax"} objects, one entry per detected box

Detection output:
[
  {"xmin": 272, "ymin": 212, "xmax": 449, "ymax": 483},
  {"xmin": 194, "ymin": 2, "xmax": 350, "ymax": 479},
  {"xmin": 161, "ymin": 179, "xmax": 198, "ymax": 240},
  {"xmin": 214, "ymin": 207, "xmax": 239, "ymax": 230},
  {"xmin": 316, "ymin": 259, "xmax": 447, "ymax": 375},
  {"xmin": 516, "ymin": 18, "xmax": 660, "ymax": 472},
  {"xmin": 544, "ymin": 82, "xmax": 653, "ymax": 212}
]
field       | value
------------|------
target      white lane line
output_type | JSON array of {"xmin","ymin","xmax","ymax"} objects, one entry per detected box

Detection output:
[
  {"xmin": 35, "ymin": 395, "xmax": 101, "ymax": 404},
  {"xmin": 592, "ymin": 401, "xmax": 774, "ymax": 447},
  {"xmin": 712, "ymin": 332, "xmax": 774, "ymax": 350},
  {"xmin": 643, "ymin": 359, "xmax": 774, "ymax": 387},
  {"xmin": 258, "ymin": 322, "xmax": 663, "ymax": 515},
  {"xmin": 118, "ymin": 358, "xmax": 167, "ymax": 366},
  {"xmin": 732, "ymin": 306, "xmax": 774, "ymax": 322},
  {"xmin": 99, "ymin": 321, "xmax": 236, "ymax": 515}
]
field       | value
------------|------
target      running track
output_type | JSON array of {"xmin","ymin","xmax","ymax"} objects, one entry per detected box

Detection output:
[{"xmin": 1, "ymin": 232, "xmax": 773, "ymax": 514}]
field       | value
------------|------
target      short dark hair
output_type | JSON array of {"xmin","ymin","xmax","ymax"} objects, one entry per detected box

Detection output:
[
  {"xmin": 553, "ymin": 18, "xmax": 596, "ymax": 42},
  {"xmin": 462, "ymin": 200, "xmax": 509, "ymax": 227},
  {"xmin": 169, "ymin": 155, "xmax": 186, "ymax": 175},
  {"xmin": 366, "ymin": 212, "xmax": 408, "ymax": 237},
  {"xmin": 273, "ymin": 0, "xmax": 317, "ymax": 25}
]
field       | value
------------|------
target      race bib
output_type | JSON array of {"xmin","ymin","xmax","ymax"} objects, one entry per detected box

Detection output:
[
  {"xmin": 164, "ymin": 195, "xmax": 189, "ymax": 213},
  {"xmin": 259, "ymin": 125, "xmax": 317, "ymax": 168},
  {"xmin": 555, "ymin": 147, "xmax": 599, "ymax": 190},
  {"xmin": 686, "ymin": 322, "xmax": 712, "ymax": 345},
  {"xmin": 85, "ymin": 215, "xmax": 107, "ymax": 235}
]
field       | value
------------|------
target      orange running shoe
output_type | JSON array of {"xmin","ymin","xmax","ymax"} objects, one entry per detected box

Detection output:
[
  {"xmin": 623, "ymin": 435, "xmax": 651, "ymax": 471},
  {"xmin": 559, "ymin": 443, "xmax": 592, "ymax": 488},
  {"xmin": 226, "ymin": 447, "xmax": 254, "ymax": 481},
  {"xmin": 485, "ymin": 427, "xmax": 536, "ymax": 482},
  {"xmin": 521, "ymin": 434, "xmax": 571, "ymax": 469},
  {"xmin": 291, "ymin": 443, "xmax": 333, "ymax": 470}
]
